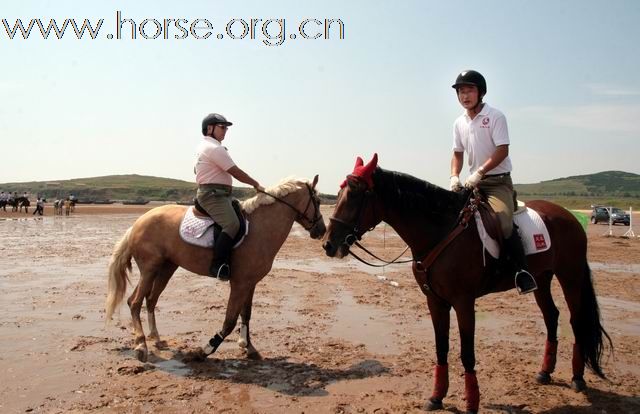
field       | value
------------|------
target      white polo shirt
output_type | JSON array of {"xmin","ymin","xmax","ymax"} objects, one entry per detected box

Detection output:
[
  {"xmin": 195, "ymin": 136, "xmax": 236, "ymax": 186},
  {"xmin": 452, "ymin": 103, "xmax": 512, "ymax": 175}
]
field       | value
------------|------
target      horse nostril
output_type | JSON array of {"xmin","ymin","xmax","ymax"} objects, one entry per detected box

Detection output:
[{"xmin": 323, "ymin": 240, "xmax": 332, "ymax": 252}]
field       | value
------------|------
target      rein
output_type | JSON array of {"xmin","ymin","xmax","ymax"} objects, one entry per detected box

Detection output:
[
  {"xmin": 256, "ymin": 185, "xmax": 322, "ymax": 231},
  {"xmin": 350, "ymin": 241, "xmax": 412, "ymax": 267}
]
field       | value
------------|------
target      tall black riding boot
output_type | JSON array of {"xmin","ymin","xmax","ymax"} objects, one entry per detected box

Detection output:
[
  {"xmin": 209, "ymin": 232, "xmax": 234, "ymax": 281},
  {"xmin": 504, "ymin": 228, "xmax": 538, "ymax": 294}
]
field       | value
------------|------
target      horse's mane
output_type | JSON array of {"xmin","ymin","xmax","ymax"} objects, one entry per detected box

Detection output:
[
  {"xmin": 241, "ymin": 177, "xmax": 311, "ymax": 214},
  {"xmin": 373, "ymin": 168, "xmax": 467, "ymax": 218}
]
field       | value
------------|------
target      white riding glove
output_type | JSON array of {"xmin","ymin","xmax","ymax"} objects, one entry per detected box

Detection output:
[
  {"xmin": 464, "ymin": 170, "xmax": 483, "ymax": 189},
  {"xmin": 449, "ymin": 175, "xmax": 463, "ymax": 192}
]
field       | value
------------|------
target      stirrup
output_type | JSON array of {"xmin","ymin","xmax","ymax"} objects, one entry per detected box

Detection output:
[
  {"xmin": 211, "ymin": 263, "xmax": 230, "ymax": 281},
  {"xmin": 515, "ymin": 270, "xmax": 537, "ymax": 295}
]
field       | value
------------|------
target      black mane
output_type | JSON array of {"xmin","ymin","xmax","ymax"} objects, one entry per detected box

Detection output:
[{"xmin": 372, "ymin": 168, "xmax": 468, "ymax": 219}]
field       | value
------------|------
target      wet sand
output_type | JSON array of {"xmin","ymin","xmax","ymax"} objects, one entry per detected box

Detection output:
[{"xmin": 1, "ymin": 205, "xmax": 639, "ymax": 413}]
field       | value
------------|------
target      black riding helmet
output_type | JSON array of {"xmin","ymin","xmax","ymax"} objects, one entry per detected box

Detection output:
[
  {"xmin": 201, "ymin": 113, "xmax": 233, "ymax": 135},
  {"xmin": 451, "ymin": 70, "xmax": 487, "ymax": 97}
]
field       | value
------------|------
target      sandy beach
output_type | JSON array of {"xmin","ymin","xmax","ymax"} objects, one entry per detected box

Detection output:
[{"xmin": 1, "ymin": 204, "xmax": 638, "ymax": 413}]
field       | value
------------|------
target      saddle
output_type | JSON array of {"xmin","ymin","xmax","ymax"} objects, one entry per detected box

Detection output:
[
  {"xmin": 178, "ymin": 199, "xmax": 249, "ymax": 248},
  {"xmin": 472, "ymin": 192, "xmax": 550, "ymax": 259},
  {"xmin": 476, "ymin": 200, "xmax": 504, "ymax": 248}
]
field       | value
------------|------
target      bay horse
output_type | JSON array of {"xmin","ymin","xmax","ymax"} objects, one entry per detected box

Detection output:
[
  {"xmin": 18, "ymin": 197, "xmax": 30, "ymax": 213},
  {"xmin": 106, "ymin": 176, "xmax": 325, "ymax": 362},
  {"xmin": 322, "ymin": 154, "xmax": 611, "ymax": 414}
]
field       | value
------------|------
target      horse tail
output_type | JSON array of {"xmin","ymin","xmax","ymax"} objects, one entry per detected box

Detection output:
[
  {"xmin": 576, "ymin": 262, "xmax": 613, "ymax": 378},
  {"xmin": 105, "ymin": 227, "xmax": 133, "ymax": 321}
]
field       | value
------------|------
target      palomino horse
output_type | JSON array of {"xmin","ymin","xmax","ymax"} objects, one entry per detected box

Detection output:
[
  {"xmin": 322, "ymin": 155, "xmax": 611, "ymax": 414},
  {"xmin": 53, "ymin": 200, "xmax": 64, "ymax": 216},
  {"xmin": 106, "ymin": 176, "xmax": 325, "ymax": 362}
]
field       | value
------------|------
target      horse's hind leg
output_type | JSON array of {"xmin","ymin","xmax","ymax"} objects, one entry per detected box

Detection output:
[
  {"xmin": 145, "ymin": 261, "xmax": 178, "ymax": 347},
  {"xmin": 238, "ymin": 287, "xmax": 261, "ymax": 359},
  {"xmin": 127, "ymin": 264, "xmax": 159, "ymax": 362},
  {"xmin": 533, "ymin": 270, "xmax": 560, "ymax": 384},
  {"xmin": 556, "ymin": 261, "xmax": 611, "ymax": 392},
  {"xmin": 201, "ymin": 281, "xmax": 254, "ymax": 357}
]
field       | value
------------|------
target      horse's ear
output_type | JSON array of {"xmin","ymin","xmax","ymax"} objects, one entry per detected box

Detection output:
[
  {"xmin": 354, "ymin": 156, "xmax": 364, "ymax": 170},
  {"xmin": 312, "ymin": 174, "xmax": 319, "ymax": 189},
  {"xmin": 361, "ymin": 153, "xmax": 378, "ymax": 177}
]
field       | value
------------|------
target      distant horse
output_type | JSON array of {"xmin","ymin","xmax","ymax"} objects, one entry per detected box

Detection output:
[
  {"xmin": 8, "ymin": 198, "xmax": 18, "ymax": 212},
  {"xmin": 53, "ymin": 200, "xmax": 63, "ymax": 216},
  {"xmin": 322, "ymin": 155, "xmax": 611, "ymax": 414},
  {"xmin": 0, "ymin": 199, "xmax": 6, "ymax": 212},
  {"xmin": 106, "ymin": 176, "xmax": 326, "ymax": 362},
  {"xmin": 17, "ymin": 197, "xmax": 30, "ymax": 213},
  {"xmin": 6, "ymin": 197, "xmax": 30, "ymax": 213}
]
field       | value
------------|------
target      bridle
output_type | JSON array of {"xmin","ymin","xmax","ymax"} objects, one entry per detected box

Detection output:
[
  {"xmin": 329, "ymin": 175, "xmax": 411, "ymax": 267},
  {"xmin": 329, "ymin": 177, "xmax": 375, "ymax": 245},
  {"xmin": 257, "ymin": 184, "xmax": 322, "ymax": 231}
]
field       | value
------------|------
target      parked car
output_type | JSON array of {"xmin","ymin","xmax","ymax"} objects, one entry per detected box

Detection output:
[{"xmin": 590, "ymin": 206, "xmax": 630, "ymax": 225}]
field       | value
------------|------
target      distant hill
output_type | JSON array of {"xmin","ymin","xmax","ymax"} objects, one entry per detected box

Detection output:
[
  {"xmin": 514, "ymin": 171, "xmax": 639, "ymax": 209},
  {"xmin": 0, "ymin": 174, "xmax": 337, "ymax": 204},
  {"xmin": 515, "ymin": 171, "xmax": 639, "ymax": 197},
  {"xmin": 2, "ymin": 171, "xmax": 635, "ymax": 208}
]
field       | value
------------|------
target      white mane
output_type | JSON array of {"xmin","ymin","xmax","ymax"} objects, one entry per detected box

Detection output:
[{"xmin": 241, "ymin": 177, "xmax": 311, "ymax": 214}]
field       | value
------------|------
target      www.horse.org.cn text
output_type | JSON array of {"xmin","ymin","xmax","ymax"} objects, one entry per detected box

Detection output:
[{"xmin": 1, "ymin": 11, "xmax": 346, "ymax": 46}]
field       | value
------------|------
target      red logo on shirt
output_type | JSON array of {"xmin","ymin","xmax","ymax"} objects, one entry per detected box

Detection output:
[
  {"xmin": 482, "ymin": 117, "xmax": 490, "ymax": 126},
  {"xmin": 533, "ymin": 234, "xmax": 547, "ymax": 250}
]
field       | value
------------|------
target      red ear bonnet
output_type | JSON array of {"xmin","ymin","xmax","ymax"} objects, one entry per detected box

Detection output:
[{"xmin": 340, "ymin": 154, "xmax": 378, "ymax": 188}]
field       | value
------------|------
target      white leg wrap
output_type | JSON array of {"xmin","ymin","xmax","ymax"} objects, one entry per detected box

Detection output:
[{"xmin": 238, "ymin": 324, "xmax": 248, "ymax": 348}]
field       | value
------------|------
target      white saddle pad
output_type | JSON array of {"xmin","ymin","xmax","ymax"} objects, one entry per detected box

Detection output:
[
  {"xmin": 475, "ymin": 206, "xmax": 551, "ymax": 259},
  {"xmin": 178, "ymin": 207, "xmax": 248, "ymax": 248}
]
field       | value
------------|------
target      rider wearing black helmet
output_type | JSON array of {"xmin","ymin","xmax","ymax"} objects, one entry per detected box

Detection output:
[
  {"xmin": 195, "ymin": 113, "xmax": 264, "ymax": 281},
  {"xmin": 449, "ymin": 70, "xmax": 537, "ymax": 295}
]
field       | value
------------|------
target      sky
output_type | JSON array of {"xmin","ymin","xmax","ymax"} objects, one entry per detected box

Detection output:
[{"xmin": 1, "ymin": 0, "xmax": 639, "ymax": 194}]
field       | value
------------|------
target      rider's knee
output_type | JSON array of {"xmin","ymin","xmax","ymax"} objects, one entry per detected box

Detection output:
[{"xmin": 224, "ymin": 218, "xmax": 240, "ymax": 238}]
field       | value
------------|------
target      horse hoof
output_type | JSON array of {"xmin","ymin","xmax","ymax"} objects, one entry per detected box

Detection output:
[
  {"xmin": 154, "ymin": 340, "xmax": 169, "ymax": 349},
  {"xmin": 571, "ymin": 378, "xmax": 587, "ymax": 392},
  {"xmin": 425, "ymin": 399, "xmax": 443, "ymax": 411},
  {"xmin": 134, "ymin": 348, "xmax": 148, "ymax": 362},
  {"xmin": 536, "ymin": 371, "xmax": 551, "ymax": 384},
  {"xmin": 238, "ymin": 338, "xmax": 248, "ymax": 348}
]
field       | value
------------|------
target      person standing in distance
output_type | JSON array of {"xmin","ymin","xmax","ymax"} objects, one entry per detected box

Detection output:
[
  {"xmin": 449, "ymin": 70, "xmax": 537, "ymax": 294},
  {"xmin": 195, "ymin": 113, "xmax": 264, "ymax": 281}
]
